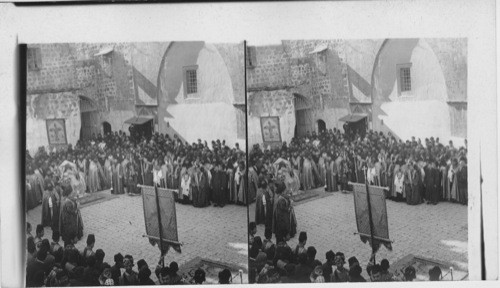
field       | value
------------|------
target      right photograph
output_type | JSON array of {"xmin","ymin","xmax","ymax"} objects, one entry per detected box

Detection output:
[{"xmin": 245, "ymin": 39, "xmax": 468, "ymax": 283}]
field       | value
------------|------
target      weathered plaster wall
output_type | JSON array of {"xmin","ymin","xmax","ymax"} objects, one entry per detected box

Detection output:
[
  {"xmin": 372, "ymin": 39, "xmax": 453, "ymax": 142},
  {"xmin": 131, "ymin": 42, "xmax": 171, "ymax": 106},
  {"xmin": 27, "ymin": 43, "xmax": 138, "ymax": 151},
  {"xmin": 344, "ymin": 39, "xmax": 385, "ymax": 103},
  {"xmin": 247, "ymin": 90, "xmax": 295, "ymax": 147},
  {"xmin": 157, "ymin": 42, "xmax": 241, "ymax": 147},
  {"xmin": 26, "ymin": 93, "xmax": 81, "ymax": 153},
  {"xmin": 214, "ymin": 43, "xmax": 245, "ymax": 104}
]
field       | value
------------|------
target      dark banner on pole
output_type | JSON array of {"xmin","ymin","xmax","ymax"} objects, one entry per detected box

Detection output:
[
  {"xmin": 351, "ymin": 182, "xmax": 392, "ymax": 252},
  {"xmin": 141, "ymin": 186, "xmax": 181, "ymax": 253}
]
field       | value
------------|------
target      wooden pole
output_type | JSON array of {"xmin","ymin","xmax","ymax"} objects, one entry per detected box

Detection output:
[
  {"xmin": 154, "ymin": 184, "xmax": 165, "ymax": 263},
  {"xmin": 364, "ymin": 167, "xmax": 377, "ymax": 262}
]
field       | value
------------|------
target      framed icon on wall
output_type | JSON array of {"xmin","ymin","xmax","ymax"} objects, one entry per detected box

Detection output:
[
  {"xmin": 260, "ymin": 116, "xmax": 281, "ymax": 143},
  {"xmin": 46, "ymin": 119, "xmax": 68, "ymax": 145}
]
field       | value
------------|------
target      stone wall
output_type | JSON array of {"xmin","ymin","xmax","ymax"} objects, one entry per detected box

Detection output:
[
  {"xmin": 26, "ymin": 92, "xmax": 81, "ymax": 153},
  {"xmin": 26, "ymin": 43, "xmax": 138, "ymax": 151},
  {"xmin": 248, "ymin": 90, "xmax": 295, "ymax": 147}
]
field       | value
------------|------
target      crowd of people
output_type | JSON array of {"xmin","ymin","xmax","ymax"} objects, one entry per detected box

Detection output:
[
  {"xmin": 25, "ymin": 131, "xmax": 247, "ymax": 286},
  {"xmin": 247, "ymin": 128, "xmax": 467, "ymax": 283},
  {"xmin": 250, "ymin": 128, "xmax": 468, "ymax": 234},
  {"xmin": 25, "ymin": 131, "xmax": 248, "ymax": 237},
  {"xmin": 248, "ymin": 224, "xmax": 446, "ymax": 283},
  {"xmin": 26, "ymin": 222, "xmax": 238, "ymax": 286}
]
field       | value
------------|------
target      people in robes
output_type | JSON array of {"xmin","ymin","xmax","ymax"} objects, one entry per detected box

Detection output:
[
  {"xmin": 59, "ymin": 184, "xmax": 83, "ymax": 244},
  {"xmin": 424, "ymin": 161, "xmax": 441, "ymax": 205},
  {"xmin": 457, "ymin": 158, "xmax": 468, "ymax": 205},
  {"xmin": 235, "ymin": 161, "xmax": 247, "ymax": 205},
  {"xmin": 87, "ymin": 157, "xmax": 101, "ymax": 193},
  {"xmin": 111, "ymin": 158, "xmax": 124, "ymax": 194},
  {"xmin": 448, "ymin": 158, "xmax": 460, "ymax": 202},
  {"xmin": 41, "ymin": 179, "xmax": 60, "ymax": 232},
  {"xmin": 273, "ymin": 182, "xmax": 297, "ymax": 239},
  {"xmin": 405, "ymin": 163, "xmax": 422, "ymax": 205}
]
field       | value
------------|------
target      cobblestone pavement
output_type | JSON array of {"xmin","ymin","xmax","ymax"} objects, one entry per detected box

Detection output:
[
  {"xmin": 27, "ymin": 193, "xmax": 249, "ymax": 284},
  {"xmin": 249, "ymin": 188, "xmax": 468, "ymax": 279}
]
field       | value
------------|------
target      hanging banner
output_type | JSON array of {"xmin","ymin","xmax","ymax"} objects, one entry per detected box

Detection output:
[
  {"xmin": 350, "ymin": 182, "xmax": 392, "ymax": 252},
  {"xmin": 260, "ymin": 116, "xmax": 282, "ymax": 144},
  {"xmin": 141, "ymin": 185, "xmax": 181, "ymax": 253}
]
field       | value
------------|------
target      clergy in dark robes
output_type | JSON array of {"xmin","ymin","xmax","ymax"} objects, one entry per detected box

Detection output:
[
  {"xmin": 211, "ymin": 163, "xmax": 227, "ymax": 207},
  {"xmin": 424, "ymin": 161, "xmax": 441, "ymax": 204},
  {"xmin": 457, "ymin": 158, "xmax": 468, "ymax": 205},
  {"xmin": 41, "ymin": 180, "xmax": 60, "ymax": 232},
  {"xmin": 59, "ymin": 184, "xmax": 84, "ymax": 244},
  {"xmin": 272, "ymin": 182, "xmax": 296, "ymax": 238},
  {"xmin": 405, "ymin": 164, "xmax": 422, "ymax": 205}
]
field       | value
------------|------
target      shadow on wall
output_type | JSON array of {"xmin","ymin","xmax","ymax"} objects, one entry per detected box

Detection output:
[
  {"xmin": 111, "ymin": 51, "xmax": 135, "ymax": 102},
  {"xmin": 370, "ymin": 39, "xmax": 419, "ymax": 141},
  {"xmin": 347, "ymin": 64, "xmax": 372, "ymax": 101},
  {"xmin": 133, "ymin": 66, "xmax": 158, "ymax": 105},
  {"xmin": 159, "ymin": 41, "xmax": 205, "ymax": 106}
]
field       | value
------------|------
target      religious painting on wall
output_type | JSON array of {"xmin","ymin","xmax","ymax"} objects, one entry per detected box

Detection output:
[
  {"xmin": 46, "ymin": 118, "xmax": 67, "ymax": 145},
  {"xmin": 260, "ymin": 116, "xmax": 281, "ymax": 143}
]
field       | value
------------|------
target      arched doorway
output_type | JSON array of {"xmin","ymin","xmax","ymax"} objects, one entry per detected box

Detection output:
[
  {"xmin": 317, "ymin": 119, "xmax": 326, "ymax": 133},
  {"xmin": 102, "ymin": 122, "xmax": 112, "ymax": 135}
]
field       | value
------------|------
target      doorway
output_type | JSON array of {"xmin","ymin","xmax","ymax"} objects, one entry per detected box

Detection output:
[
  {"xmin": 293, "ymin": 93, "xmax": 314, "ymax": 138},
  {"xmin": 102, "ymin": 122, "xmax": 112, "ymax": 135},
  {"xmin": 317, "ymin": 119, "xmax": 326, "ymax": 133}
]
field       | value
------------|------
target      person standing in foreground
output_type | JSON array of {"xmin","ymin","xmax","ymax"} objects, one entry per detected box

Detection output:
[{"xmin": 58, "ymin": 183, "xmax": 83, "ymax": 244}]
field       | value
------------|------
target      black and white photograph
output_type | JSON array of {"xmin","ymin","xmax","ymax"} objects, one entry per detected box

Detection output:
[
  {"xmin": 246, "ymin": 38, "xmax": 470, "ymax": 283},
  {"xmin": 23, "ymin": 41, "xmax": 248, "ymax": 286},
  {"xmin": 0, "ymin": 1, "xmax": 498, "ymax": 288}
]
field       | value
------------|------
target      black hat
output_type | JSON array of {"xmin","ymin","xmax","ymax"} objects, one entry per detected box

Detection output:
[
  {"xmin": 348, "ymin": 256, "xmax": 359, "ymax": 267},
  {"xmin": 86, "ymin": 234, "xmax": 95, "ymax": 245}
]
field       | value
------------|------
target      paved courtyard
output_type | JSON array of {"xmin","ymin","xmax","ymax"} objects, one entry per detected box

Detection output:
[
  {"xmin": 27, "ymin": 193, "xmax": 249, "ymax": 284},
  {"xmin": 249, "ymin": 188, "xmax": 468, "ymax": 280}
]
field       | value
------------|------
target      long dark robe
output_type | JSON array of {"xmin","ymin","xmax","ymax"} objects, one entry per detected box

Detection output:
[
  {"xmin": 199, "ymin": 170, "xmax": 211, "ymax": 207},
  {"xmin": 227, "ymin": 168, "xmax": 236, "ymax": 203},
  {"xmin": 191, "ymin": 170, "xmax": 202, "ymax": 207},
  {"xmin": 457, "ymin": 166, "xmax": 468, "ymax": 205},
  {"xmin": 41, "ymin": 190, "xmax": 60, "ymax": 232},
  {"xmin": 143, "ymin": 161, "xmax": 154, "ymax": 186},
  {"xmin": 273, "ymin": 195, "xmax": 297, "ymax": 238},
  {"xmin": 427, "ymin": 166, "xmax": 441, "ymax": 204},
  {"xmin": 405, "ymin": 169, "xmax": 422, "ymax": 205},
  {"xmin": 255, "ymin": 188, "xmax": 266, "ymax": 225},
  {"xmin": 59, "ymin": 197, "xmax": 83, "ymax": 243},
  {"xmin": 211, "ymin": 170, "xmax": 227, "ymax": 207}
]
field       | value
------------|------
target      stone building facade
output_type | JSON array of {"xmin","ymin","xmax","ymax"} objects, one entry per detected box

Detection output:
[
  {"xmin": 247, "ymin": 38, "xmax": 467, "ymax": 148},
  {"xmin": 26, "ymin": 42, "xmax": 245, "ymax": 153}
]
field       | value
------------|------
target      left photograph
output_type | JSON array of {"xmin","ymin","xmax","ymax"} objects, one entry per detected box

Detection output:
[{"xmin": 23, "ymin": 41, "xmax": 248, "ymax": 286}]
